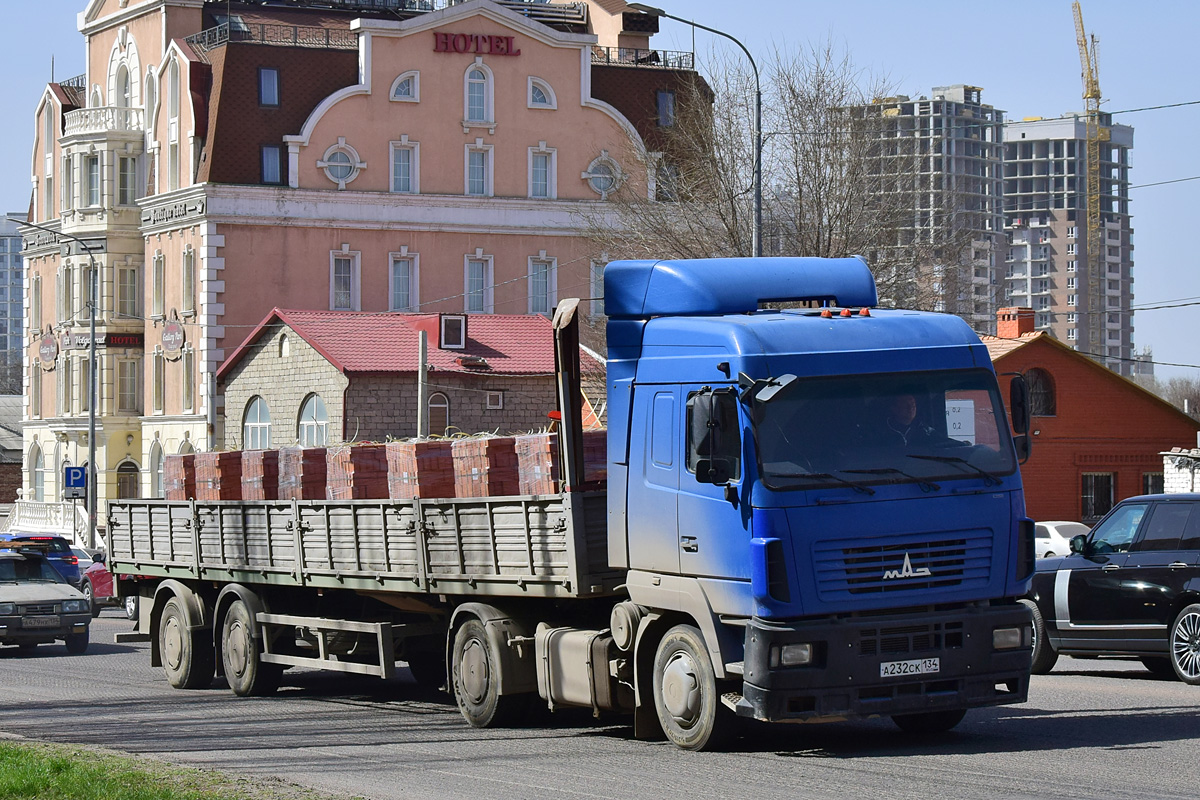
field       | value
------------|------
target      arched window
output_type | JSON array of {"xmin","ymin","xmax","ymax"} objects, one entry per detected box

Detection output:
[
  {"xmin": 528, "ymin": 77, "xmax": 556, "ymax": 109},
  {"xmin": 144, "ymin": 70, "xmax": 156, "ymax": 119},
  {"xmin": 178, "ymin": 440, "xmax": 195, "ymax": 455},
  {"xmin": 149, "ymin": 440, "xmax": 164, "ymax": 498},
  {"xmin": 298, "ymin": 394, "xmax": 328, "ymax": 447},
  {"xmin": 243, "ymin": 396, "xmax": 271, "ymax": 450},
  {"xmin": 429, "ymin": 393, "xmax": 450, "ymax": 436},
  {"xmin": 116, "ymin": 461, "xmax": 140, "ymax": 499},
  {"xmin": 279, "ymin": 334, "xmax": 290, "ymax": 359},
  {"xmin": 464, "ymin": 64, "xmax": 492, "ymax": 124},
  {"xmin": 391, "ymin": 71, "xmax": 419, "ymax": 102},
  {"xmin": 115, "ymin": 64, "xmax": 131, "ymax": 107},
  {"xmin": 29, "ymin": 444, "xmax": 45, "ymax": 502},
  {"xmin": 1028, "ymin": 368, "xmax": 1056, "ymax": 417}
]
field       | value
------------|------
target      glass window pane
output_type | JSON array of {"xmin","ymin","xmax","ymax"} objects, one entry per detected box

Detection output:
[
  {"xmin": 467, "ymin": 260, "xmax": 486, "ymax": 313},
  {"xmin": 468, "ymin": 151, "xmax": 485, "ymax": 195},
  {"xmin": 392, "ymin": 148, "xmax": 411, "ymax": 192},
  {"xmin": 260, "ymin": 69, "xmax": 279, "ymax": 105},
  {"xmin": 532, "ymin": 153, "xmax": 548, "ymax": 198},
  {"xmin": 262, "ymin": 146, "xmax": 281, "ymax": 184},
  {"xmin": 391, "ymin": 258, "xmax": 411, "ymax": 310},
  {"xmin": 333, "ymin": 257, "xmax": 352, "ymax": 309}
]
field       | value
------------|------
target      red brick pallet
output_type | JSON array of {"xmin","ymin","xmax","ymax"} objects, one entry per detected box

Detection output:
[
  {"xmin": 241, "ymin": 450, "xmax": 280, "ymax": 501},
  {"xmin": 278, "ymin": 447, "xmax": 327, "ymax": 501},
  {"xmin": 452, "ymin": 437, "xmax": 520, "ymax": 498},
  {"xmin": 582, "ymin": 429, "xmax": 608, "ymax": 485},
  {"xmin": 194, "ymin": 452, "xmax": 243, "ymax": 501},
  {"xmin": 515, "ymin": 433, "xmax": 560, "ymax": 495},
  {"xmin": 386, "ymin": 440, "xmax": 455, "ymax": 500},
  {"xmin": 163, "ymin": 454, "xmax": 196, "ymax": 501},
  {"xmin": 326, "ymin": 443, "xmax": 389, "ymax": 500}
]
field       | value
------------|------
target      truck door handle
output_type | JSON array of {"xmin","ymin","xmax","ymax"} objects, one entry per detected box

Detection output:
[
  {"xmin": 680, "ymin": 536, "xmax": 698, "ymax": 553},
  {"xmin": 1102, "ymin": 564, "xmax": 1120, "ymax": 572}
]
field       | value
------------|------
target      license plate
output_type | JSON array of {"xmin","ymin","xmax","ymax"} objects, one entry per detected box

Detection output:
[
  {"xmin": 21, "ymin": 616, "xmax": 59, "ymax": 629},
  {"xmin": 880, "ymin": 657, "xmax": 940, "ymax": 678}
]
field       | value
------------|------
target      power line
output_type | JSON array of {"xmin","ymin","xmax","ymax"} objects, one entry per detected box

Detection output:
[{"xmin": 1129, "ymin": 175, "xmax": 1200, "ymax": 190}]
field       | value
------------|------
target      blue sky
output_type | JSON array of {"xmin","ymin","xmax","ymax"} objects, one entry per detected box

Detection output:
[{"xmin": 3, "ymin": 1, "xmax": 1198, "ymax": 379}]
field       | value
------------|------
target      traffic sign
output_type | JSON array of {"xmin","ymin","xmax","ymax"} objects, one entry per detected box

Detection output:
[{"xmin": 64, "ymin": 466, "xmax": 87, "ymax": 500}]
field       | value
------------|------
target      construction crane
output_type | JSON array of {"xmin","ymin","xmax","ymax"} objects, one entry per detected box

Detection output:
[{"xmin": 1072, "ymin": 1, "xmax": 1109, "ymax": 356}]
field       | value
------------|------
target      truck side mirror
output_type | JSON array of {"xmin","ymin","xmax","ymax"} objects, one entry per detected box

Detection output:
[
  {"xmin": 688, "ymin": 389, "xmax": 741, "ymax": 486},
  {"xmin": 1009, "ymin": 374, "xmax": 1031, "ymax": 435},
  {"xmin": 1013, "ymin": 434, "xmax": 1031, "ymax": 464}
]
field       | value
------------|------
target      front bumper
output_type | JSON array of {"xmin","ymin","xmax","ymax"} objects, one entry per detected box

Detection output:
[
  {"xmin": 737, "ymin": 603, "xmax": 1032, "ymax": 722},
  {"xmin": 0, "ymin": 613, "xmax": 91, "ymax": 644}
]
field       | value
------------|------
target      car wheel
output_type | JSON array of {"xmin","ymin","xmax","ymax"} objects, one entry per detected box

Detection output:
[
  {"xmin": 65, "ymin": 630, "xmax": 89, "ymax": 655},
  {"xmin": 1140, "ymin": 657, "xmax": 1175, "ymax": 678},
  {"xmin": 1169, "ymin": 603, "xmax": 1200, "ymax": 686},
  {"xmin": 82, "ymin": 581, "xmax": 101, "ymax": 618},
  {"xmin": 125, "ymin": 595, "xmax": 140, "ymax": 621},
  {"xmin": 1020, "ymin": 599, "xmax": 1059, "ymax": 674}
]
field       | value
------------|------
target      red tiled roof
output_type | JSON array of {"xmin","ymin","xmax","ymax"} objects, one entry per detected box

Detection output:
[
  {"xmin": 979, "ymin": 331, "xmax": 1043, "ymax": 362},
  {"xmin": 218, "ymin": 309, "xmax": 605, "ymax": 380}
]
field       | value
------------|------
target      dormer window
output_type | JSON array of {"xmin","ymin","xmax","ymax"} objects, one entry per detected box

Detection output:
[{"xmin": 441, "ymin": 315, "xmax": 466, "ymax": 350}]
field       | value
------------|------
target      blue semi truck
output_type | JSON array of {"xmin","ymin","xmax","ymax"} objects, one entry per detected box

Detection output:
[{"xmin": 108, "ymin": 256, "xmax": 1035, "ymax": 750}]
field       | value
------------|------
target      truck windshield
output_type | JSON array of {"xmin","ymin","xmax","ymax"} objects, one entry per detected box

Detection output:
[{"xmin": 752, "ymin": 369, "xmax": 1017, "ymax": 492}]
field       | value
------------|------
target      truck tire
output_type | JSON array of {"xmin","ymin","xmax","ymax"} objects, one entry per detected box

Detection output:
[
  {"xmin": 65, "ymin": 630, "xmax": 89, "ymax": 655},
  {"xmin": 159, "ymin": 598, "xmax": 214, "ymax": 689},
  {"xmin": 451, "ymin": 619, "xmax": 522, "ymax": 727},
  {"xmin": 221, "ymin": 599, "xmax": 282, "ymax": 697},
  {"xmin": 1169, "ymin": 603, "xmax": 1200, "ymax": 685},
  {"xmin": 1021, "ymin": 599, "xmax": 1058, "ymax": 674},
  {"xmin": 652, "ymin": 624, "xmax": 732, "ymax": 751},
  {"xmin": 891, "ymin": 708, "xmax": 966, "ymax": 734}
]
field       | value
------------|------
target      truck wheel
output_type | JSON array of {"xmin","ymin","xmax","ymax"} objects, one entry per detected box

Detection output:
[
  {"xmin": 451, "ymin": 619, "xmax": 521, "ymax": 727},
  {"xmin": 159, "ymin": 598, "xmax": 214, "ymax": 689},
  {"xmin": 1169, "ymin": 603, "xmax": 1200, "ymax": 685},
  {"xmin": 221, "ymin": 600, "xmax": 281, "ymax": 697},
  {"xmin": 891, "ymin": 708, "xmax": 966, "ymax": 734},
  {"xmin": 652, "ymin": 624, "xmax": 731, "ymax": 751},
  {"xmin": 1020, "ymin": 599, "xmax": 1058, "ymax": 674},
  {"xmin": 65, "ymin": 630, "xmax": 89, "ymax": 655},
  {"xmin": 82, "ymin": 582, "xmax": 100, "ymax": 618}
]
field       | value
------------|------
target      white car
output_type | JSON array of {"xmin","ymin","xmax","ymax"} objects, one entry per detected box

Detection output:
[{"xmin": 1035, "ymin": 521, "xmax": 1091, "ymax": 558}]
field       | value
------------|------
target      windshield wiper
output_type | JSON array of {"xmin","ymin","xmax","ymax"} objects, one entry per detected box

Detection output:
[
  {"xmin": 843, "ymin": 467, "xmax": 941, "ymax": 493},
  {"xmin": 771, "ymin": 471, "xmax": 876, "ymax": 495},
  {"xmin": 907, "ymin": 454, "xmax": 1002, "ymax": 486}
]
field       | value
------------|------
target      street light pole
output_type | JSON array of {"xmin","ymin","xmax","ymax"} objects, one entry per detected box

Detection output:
[
  {"xmin": 627, "ymin": 3, "xmax": 762, "ymax": 258},
  {"xmin": 21, "ymin": 218, "xmax": 99, "ymax": 550}
]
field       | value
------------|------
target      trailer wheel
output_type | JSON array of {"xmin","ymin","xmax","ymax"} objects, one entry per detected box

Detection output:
[
  {"xmin": 652, "ymin": 624, "xmax": 731, "ymax": 751},
  {"xmin": 451, "ymin": 619, "xmax": 521, "ymax": 727},
  {"xmin": 159, "ymin": 598, "xmax": 214, "ymax": 689},
  {"xmin": 220, "ymin": 599, "xmax": 281, "ymax": 697}
]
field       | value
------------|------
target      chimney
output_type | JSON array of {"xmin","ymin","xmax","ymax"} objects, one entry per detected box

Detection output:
[{"xmin": 996, "ymin": 307, "xmax": 1035, "ymax": 339}]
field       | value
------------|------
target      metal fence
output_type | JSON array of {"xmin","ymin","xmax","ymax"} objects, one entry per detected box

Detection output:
[
  {"xmin": 591, "ymin": 46, "xmax": 694, "ymax": 70},
  {"xmin": 185, "ymin": 22, "xmax": 358, "ymax": 53}
]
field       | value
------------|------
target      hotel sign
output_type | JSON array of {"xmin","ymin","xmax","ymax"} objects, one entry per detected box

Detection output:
[
  {"xmin": 60, "ymin": 332, "xmax": 145, "ymax": 351},
  {"xmin": 434, "ymin": 32, "xmax": 521, "ymax": 56},
  {"xmin": 37, "ymin": 334, "xmax": 58, "ymax": 368},
  {"xmin": 162, "ymin": 320, "xmax": 186, "ymax": 356},
  {"xmin": 141, "ymin": 197, "xmax": 207, "ymax": 226}
]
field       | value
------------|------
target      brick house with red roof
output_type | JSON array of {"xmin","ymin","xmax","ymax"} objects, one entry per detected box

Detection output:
[
  {"xmin": 984, "ymin": 308, "xmax": 1199, "ymax": 523},
  {"xmin": 217, "ymin": 308, "xmax": 605, "ymax": 448}
]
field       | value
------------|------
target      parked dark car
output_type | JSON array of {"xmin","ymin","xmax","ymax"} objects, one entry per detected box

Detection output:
[
  {"xmin": 0, "ymin": 534, "xmax": 82, "ymax": 588},
  {"xmin": 1023, "ymin": 494, "xmax": 1200, "ymax": 684}
]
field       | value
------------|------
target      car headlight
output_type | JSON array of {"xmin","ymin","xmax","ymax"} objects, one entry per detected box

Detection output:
[
  {"xmin": 0, "ymin": 603, "xmax": 14, "ymax": 615},
  {"xmin": 61, "ymin": 599, "xmax": 87, "ymax": 613}
]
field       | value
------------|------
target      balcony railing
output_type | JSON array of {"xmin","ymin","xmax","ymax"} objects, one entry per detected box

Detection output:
[
  {"xmin": 59, "ymin": 73, "xmax": 86, "ymax": 90},
  {"xmin": 64, "ymin": 106, "xmax": 145, "ymax": 137},
  {"xmin": 186, "ymin": 22, "xmax": 358, "ymax": 52},
  {"xmin": 592, "ymin": 46, "xmax": 694, "ymax": 70},
  {"xmin": 0, "ymin": 500, "xmax": 89, "ymax": 541}
]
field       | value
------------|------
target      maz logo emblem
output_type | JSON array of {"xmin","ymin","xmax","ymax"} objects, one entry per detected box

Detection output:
[{"xmin": 883, "ymin": 552, "xmax": 932, "ymax": 580}]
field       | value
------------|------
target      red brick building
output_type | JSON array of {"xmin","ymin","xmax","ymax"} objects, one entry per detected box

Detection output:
[{"xmin": 984, "ymin": 308, "xmax": 1199, "ymax": 523}]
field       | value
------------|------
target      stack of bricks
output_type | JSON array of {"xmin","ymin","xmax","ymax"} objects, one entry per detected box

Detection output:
[
  {"xmin": 326, "ymin": 443, "xmax": 389, "ymax": 500},
  {"xmin": 277, "ymin": 447, "xmax": 328, "ymax": 501},
  {"xmin": 452, "ymin": 437, "xmax": 520, "ymax": 498},
  {"xmin": 163, "ymin": 454, "xmax": 196, "ymax": 501},
  {"xmin": 582, "ymin": 429, "xmax": 608, "ymax": 485},
  {"xmin": 194, "ymin": 452, "xmax": 243, "ymax": 501},
  {"xmin": 241, "ymin": 450, "xmax": 280, "ymax": 501},
  {"xmin": 386, "ymin": 440, "xmax": 456, "ymax": 500},
  {"xmin": 515, "ymin": 432, "xmax": 560, "ymax": 495}
]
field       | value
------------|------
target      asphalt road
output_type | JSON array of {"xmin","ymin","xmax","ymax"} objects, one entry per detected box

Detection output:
[{"xmin": 0, "ymin": 613, "xmax": 1197, "ymax": 800}]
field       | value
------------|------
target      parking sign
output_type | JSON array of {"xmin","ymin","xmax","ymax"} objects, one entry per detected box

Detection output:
[{"xmin": 64, "ymin": 466, "xmax": 87, "ymax": 500}]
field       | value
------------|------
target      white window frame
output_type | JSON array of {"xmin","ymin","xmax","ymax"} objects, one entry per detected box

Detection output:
[
  {"xmin": 85, "ymin": 153, "xmax": 101, "ymax": 207},
  {"xmin": 441, "ymin": 315, "xmax": 466, "ymax": 349},
  {"xmin": 527, "ymin": 253, "xmax": 556, "ymax": 316},
  {"xmin": 389, "ymin": 136, "xmax": 420, "ymax": 194},
  {"xmin": 464, "ymin": 253, "xmax": 494, "ymax": 314},
  {"xmin": 1067, "ymin": 260, "xmax": 1077, "ymax": 272},
  {"xmin": 464, "ymin": 141, "xmax": 494, "ymax": 197},
  {"xmin": 582, "ymin": 151, "xmax": 624, "ymax": 200},
  {"xmin": 61, "ymin": 154, "xmax": 74, "ymax": 211},
  {"xmin": 589, "ymin": 260, "xmax": 606, "ymax": 317},
  {"xmin": 151, "ymin": 250, "xmax": 165, "ymax": 318},
  {"xmin": 243, "ymin": 396, "xmax": 272, "ymax": 450},
  {"xmin": 528, "ymin": 142, "xmax": 556, "ymax": 199},
  {"xmin": 117, "ymin": 264, "xmax": 139, "ymax": 319},
  {"xmin": 390, "ymin": 71, "xmax": 419, "ymax": 103},
  {"xmin": 181, "ymin": 347, "xmax": 194, "ymax": 413},
  {"xmin": 168, "ymin": 57, "xmax": 180, "ymax": 192},
  {"xmin": 59, "ymin": 355, "xmax": 72, "ymax": 417},
  {"xmin": 1066, "ymin": 243, "xmax": 1076, "ymax": 256},
  {"xmin": 181, "ymin": 244, "xmax": 195, "ymax": 316},
  {"xmin": 152, "ymin": 349, "xmax": 165, "ymax": 414},
  {"xmin": 1067, "ymin": 294, "xmax": 1078, "ymax": 307},
  {"xmin": 462, "ymin": 59, "xmax": 494, "ymax": 128},
  {"xmin": 118, "ymin": 156, "xmax": 137, "ymax": 205},
  {"xmin": 329, "ymin": 247, "xmax": 361, "ymax": 311},
  {"xmin": 527, "ymin": 77, "xmax": 556, "ymax": 109},
  {"xmin": 149, "ymin": 440, "xmax": 164, "ymax": 498},
  {"xmin": 486, "ymin": 391, "xmax": 504, "ymax": 410},
  {"xmin": 298, "ymin": 393, "xmax": 328, "ymax": 447},
  {"xmin": 1067, "ymin": 329, "xmax": 1078, "ymax": 341},
  {"xmin": 317, "ymin": 137, "xmax": 365, "ymax": 190},
  {"xmin": 388, "ymin": 249, "xmax": 419, "ymax": 312},
  {"xmin": 428, "ymin": 392, "xmax": 450, "ymax": 435},
  {"xmin": 77, "ymin": 358, "xmax": 89, "ymax": 414}
]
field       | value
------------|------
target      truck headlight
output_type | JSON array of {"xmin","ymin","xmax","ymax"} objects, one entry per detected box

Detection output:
[
  {"xmin": 61, "ymin": 599, "xmax": 88, "ymax": 614},
  {"xmin": 993, "ymin": 626, "xmax": 1022, "ymax": 650},
  {"xmin": 770, "ymin": 643, "xmax": 813, "ymax": 667},
  {"xmin": 0, "ymin": 603, "xmax": 14, "ymax": 615}
]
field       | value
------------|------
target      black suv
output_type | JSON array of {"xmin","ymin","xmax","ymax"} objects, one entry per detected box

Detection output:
[{"xmin": 1024, "ymin": 494, "xmax": 1200, "ymax": 684}]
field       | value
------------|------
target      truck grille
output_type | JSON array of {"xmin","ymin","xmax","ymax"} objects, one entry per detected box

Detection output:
[
  {"xmin": 20, "ymin": 603, "xmax": 56, "ymax": 615},
  {"xmin": 859, "ymin": 621, "xmax": 964, "ymax": 656},
  {"xmin": 813, "ymin": 531, "xmax": 992, "ymax": 599}
]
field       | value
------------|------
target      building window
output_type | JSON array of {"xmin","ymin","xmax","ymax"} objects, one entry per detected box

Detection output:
[
  {"xmin": 465, "ymin": 144, "xmax": 492, "ymax": 197},
  {"xmin": 657, "ymin": 90, "xmax": 676, "ymax": 127},
  {"xmin": 243, "ymin": 396, "xmax": 271, "ymax": 450},
  {"xmin": 330, "ymin": 250, "xmax": 360, "ymax": 311},
  {"xmin": 117, "ymin": 266, "xmax": 138, "ymax": 319},
  {"xmin": 1066, "ymin": 277, "xmax": 1076, "ymax": 290},
  {"xmin": 656, "ymin": 161, "xmax": 680, "ymax": 202},
  {"xmin": 279, "ymin": 334, "xmax": 290, "ymax": 358},
  {"xmin": 181, "ymin": 245, "xmax": 195, "ymax": 315},
  {"xmin": 117, "ymin": 359, "xmax": 140, "ymax": 413},
  {"xmin": 261, "ymin": 145, "xmax": 283, "ymax": 185},
  {"xmin": 464, "ymin": 64, "xmax": 492, "ymax": 124},
  {"xmin": 590, "ymin": 260, "xmax": 606, "ymax": 317},
  {"xmin": 441, "ymin": 315, "xmax": 465, "ymax": 349},
  {"xmin": 1067, "ymin": 328, "xmax": 1077, "ymax": 341},
  {"xmin": 29, "ymin": 444, "xmax": 44, "ymax": 502},
  {"xmin": 117, "ymin": 156, "xmax": 137, "ymax": 205},
  {"xmin": 152, "ymin": 251, "xmax": 165, "ymax": 317},
  {"xmin": 77, "ymin": 358, "xmax": 89, "ymax": 413},
  {"xmin": 318, "ymin": 139, "xmax": 364, "ymax": 189},
  {"xmin": 1066, "ymin": 243, "xmax": 1076, "ymax": 256},
  {"xmin": 390, "ymin": 71, "xmax": 419, "ymax": 102},
  {"xmin": 390, "ymin": 254, "xmax": 418, "ymax": 311},
  {"xmin": 487, "ymin": 391, "xmax": 504, "ymax": 410},
  {"xmin": 1067, "ymin": 260, "xmax": 1077, "ymax": 273},
  {"xmin": 528, "ymin": 77, "xmax": 555, "ymax": 109},
  {"xmin": 116, "ymin": 461, "xmax": 140, "ymax": 500},
  {"xmin": 1081, "ymin": 472, "xmax": 1115, "ymax": 521},
  {"xmin": 259, "ymin": 68, "xmax": 280, "ymax": 107},
  {"xmin": 529, "ymin": 144, "xmax": 556, "ymax": 199},
  {"xmin": 181, "ymin": 348, "xmax": 194, "ymax": 413},
  {"xmin": 1143, "ymin": 472, "xmax": 1164, "ymax": 495},
  {"xmin": 1067, "ymin": 294, "xmax": 1077, "ymax": 308},
  {"xmin": 1027, "ymin": 368, "xmax": 1055, "ymax": 416},
  {"xmin": 428, "ymin": 392, "xmax": 450, "ymax": 436},
  {"xmin": 168, "ymin": 58, "xmax": 180, "ymax": 192},
  {"xmin": 465, "ymin": 256, "xmax": 493, "ymax": 314},
  {"xmin": 298, "ymin": 393, "xmax": 328, "ymax": 447},
  {"xmin": 390, "ymin": 139, "xmax": 419, "ymax": 193},
  {"xmin": 58, "ymin": 264, "xmax": 73, "ymax": 323},
  {"xmin": 152, "ymin": 351, "xmax": 165, "ymax": 413},
  {"xmin": 1067, "ymin": 226, "xmax": 1077, "ymax": 239},
  {"xmin": 31, "ymin": 276, "xmax": 41, "ymax": 331},
  {"xmin": 62, "ymin": 155, "xmax": 74, "ymax": 211},
  {"xmin": 528, "ymin": 256, "xmax": 555, "ymax": 315},
  {"xmin": 85, "ymin": 155, "xmax": 100, "ymax": 207},
  {"xmin": 29, "ymin": 365, "xmax": 40, "ymax": 419},
  {"xmin": 149, "ymin": 440, "xmax": 164, "ymax": 498},
  {"xmin": 583, "ymin": 152, "xmax": 623, "ymax": 199},
  {"xmin": 59, "ymin": 356, "xmax": 72, "ymax": 416}
]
